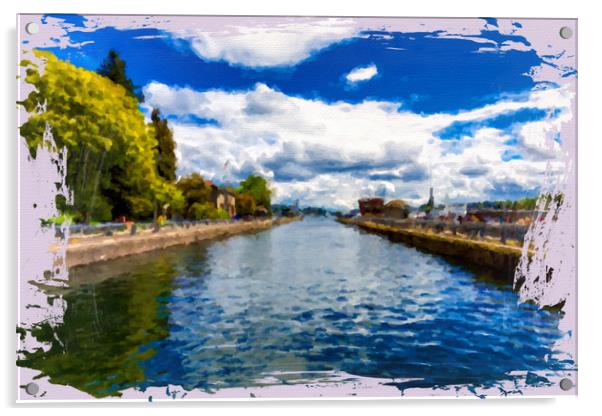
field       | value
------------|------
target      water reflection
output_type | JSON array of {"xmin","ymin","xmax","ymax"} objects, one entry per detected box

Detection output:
[{"xmin": 19, "ymin": 218, "xmax": 572, "ymax": 397}]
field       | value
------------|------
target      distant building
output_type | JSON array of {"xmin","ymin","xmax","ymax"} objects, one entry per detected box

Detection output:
[
  {"xmin": 210, "ymin": 185, "xmax": 236, "ymax": 217},
  {"xmin": 358, "ymin": 197, "xmax": 384, "ymax": 216},
  {"xmin": 435, "ymin": 203, "xmax": 467, "ymax": 222},
  {"xmin": 427, "ymin": 187, "xmax": 435, "ymax": 210},
  {"xmin": 418, "ymin": 187, "xmax": 436, "ymax": 215},
  {"xmin": 384, "ymin": 199, "xmax": 410, "ymax": 219}
]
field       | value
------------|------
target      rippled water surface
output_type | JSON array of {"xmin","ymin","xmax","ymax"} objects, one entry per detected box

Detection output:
[{"xmin": 20, "ymin": 218, "xmax": 572, "ymax": 397}]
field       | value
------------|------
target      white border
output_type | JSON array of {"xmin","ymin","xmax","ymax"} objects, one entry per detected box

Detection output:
[{"xmin": 3, "ymin": 0, "xmax": 601, "ymax": 414}]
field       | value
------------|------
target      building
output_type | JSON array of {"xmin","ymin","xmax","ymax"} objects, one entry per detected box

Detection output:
[
  {"xmin": 210, "ymin": 185, "xmax": 236, "ymax": 217},
  {"xmin": 384, "ymin": 199, "xmax": 410, "ymax": 219},
  {"xmin": 418, "ymin": 187, "xmax": 436, "ymax": 215},
  {"xmin": 434, "ymin": 204, "xmax": 465, "ymax": 222},
  {"xmin": 427, "ymin": 187, "xmax": 435, "ymax": 210},
  {"xmin": 358, "ymin": 197, "xmax": 384, "ymax": 216}
]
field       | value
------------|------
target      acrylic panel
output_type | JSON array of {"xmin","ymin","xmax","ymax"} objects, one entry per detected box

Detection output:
[{"xmin": 16, "ymin": 14, "xmax": 577, "ymax": 401}]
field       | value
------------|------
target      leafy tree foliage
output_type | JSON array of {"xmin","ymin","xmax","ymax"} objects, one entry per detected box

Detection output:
[
  {"xmin": 469, "ymin": 197, "xmax": 539, "ymax": 211},
  {"xmin": 97, "ymin": 49, "xmax": 143, "ymax": 101},
  {"xmin": 238, "ymin": 175, "xmax": 272, "ymax": 213},
  {"xmin": 189, "ymin": 202, "xmax": 229, "ymax": 220},
  {"xmin": 235, "ymin": 193, "xmax": 256, "ymax": 216},
  {"xmin": 176, "ymin": 173, "xmax": 211, "ymax": 218},
  {"xmin": 176, "ymin": 173, "xmax": 238, "ymax": 220},
  {"xmin": 19, "ymin": 50, "xmax": 183, "ymax": 222},
  {"xmin": 150, "ymin": 109, "xmax": 177, "ymax": 182}
]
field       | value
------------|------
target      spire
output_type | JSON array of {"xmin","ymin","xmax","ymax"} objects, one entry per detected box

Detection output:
[{"xmin": 425, "ymin": 187, "xmax": 435, "ymax": 215}]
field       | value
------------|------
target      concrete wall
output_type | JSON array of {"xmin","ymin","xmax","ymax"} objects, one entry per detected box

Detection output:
[
  {"xmin": 338, "ymin": 217, "xmax": 526, "ymax": 283},
  {"xmin": 64, "ymin": 218, "xmax": 299, "ymax": 268}
]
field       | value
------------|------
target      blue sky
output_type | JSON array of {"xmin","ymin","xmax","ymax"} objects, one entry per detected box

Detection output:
[{"xmin": 34, "ymin": 14, "xmax": 575, "ymax": 209}]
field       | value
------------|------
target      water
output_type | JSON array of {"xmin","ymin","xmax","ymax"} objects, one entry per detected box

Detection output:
[{"xmin": 19, "ymin": 217, "xmax": 572, "ymax": 397}]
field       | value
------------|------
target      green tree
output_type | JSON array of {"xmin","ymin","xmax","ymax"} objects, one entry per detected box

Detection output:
[
  {"xmin": 516, "ymin": 197, "xmax": 538, "ymax": 210},
  {"xmin": 189, "ymin": 202, "xmax": 229, "ymax": 220},
  {"xmin": 176, "ymin": 173, "xmax": 212, "ymax": 218},
  {"xmin": 97, "ymin": 49, "xmax": 143, "ymax": 101},
  {"xmin": 150, "ymin": 109, "xmax": 177, "ymax": 182},
  {"xmin": 19, "ymin": 50, "xmax": 182, "ymax": 222},
  {"xmin": 236, "ymin": 193, "xmax": 256, "ymax": 216},
  {"xmin": 238, "ymin": 175, "xmax": 272, "ymax": 213}
]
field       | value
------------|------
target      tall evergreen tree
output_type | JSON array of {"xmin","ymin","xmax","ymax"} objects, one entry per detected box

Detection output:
[
  {"xmin": 97, "ymin": 49, "xmax": 143, "ymax": 101},
  {"xmin": 150, "ymin": 109, "xmax": 177, "ymax": 183}
]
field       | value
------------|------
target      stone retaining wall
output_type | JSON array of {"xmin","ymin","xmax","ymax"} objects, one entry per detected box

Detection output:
[
  {"xmin": 63, "ymin": 217, "xmax": 299, "ymax": 268},
  {"xmin": 338, "ymin": 217, "xmax": 526, "ymax": 283}
]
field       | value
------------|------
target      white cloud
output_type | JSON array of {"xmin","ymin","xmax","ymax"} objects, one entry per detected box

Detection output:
[
  {"xmin": 46, "ymin": 15, "xmax": 570, "ymax": 75},
  {"xmin": 345, "ymin": 64, "xmax": 378, "ymax": 83},
  {"xmin": 143, "ymin": 82, "xmax": 572, "ymax": 209},
  {"xmin": 180, "ymin": 18, "xmax": 358, "ymax": 67},
  {"xmin": 38, "ymin": 16, "xmax": 358, "ymax": 67}
]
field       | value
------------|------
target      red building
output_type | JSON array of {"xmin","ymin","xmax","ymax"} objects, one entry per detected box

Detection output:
[{"xmin": 358, "ymin": 198, "xmax": 385, "ymax": 216}]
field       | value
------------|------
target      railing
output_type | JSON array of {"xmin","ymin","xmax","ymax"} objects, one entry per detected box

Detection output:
[
  {"xmin": 55, "ymin": 218, "xmax": 251, "ymax": 238},
  {"xmin": 359, "ymin": 217, "xmax": 530, "ymax": 244}
]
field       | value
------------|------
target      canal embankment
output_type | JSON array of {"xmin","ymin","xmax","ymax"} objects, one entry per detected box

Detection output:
[
  {"xmin": 337, "ymin": 216, "xmax": 529, "ymax": 282},
  {"xmin": 60, "ymin": 216, "xmax": 301, "ymax": 268}
]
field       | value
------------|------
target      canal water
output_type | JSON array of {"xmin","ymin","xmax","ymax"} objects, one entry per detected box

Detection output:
[{"xmin": 19, "ymin": 217, "xmax": 572, "ymax": 397}]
